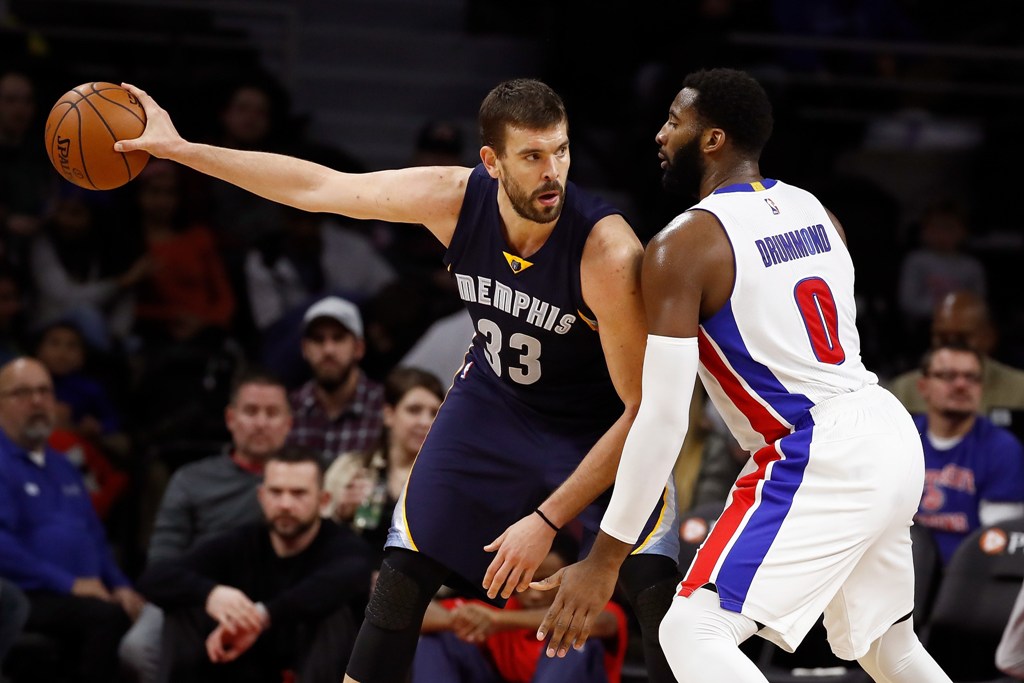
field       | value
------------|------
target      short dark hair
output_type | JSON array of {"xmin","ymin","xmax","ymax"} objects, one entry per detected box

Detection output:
[
  {"xmin": 920, "ymin": 341, "xmax": 984, "ymax": 375},
  {"xmin": 478, "ymin": 78, "xmax": 567, "ymax": 156},
  {"xmin": 229, "ymin": 367, "xmax": 288, "ymax": 406},
  {"xmin": 383, "ymin": 366, "xmax": 444, "ymax": 407},
  {"xmin": 268, "ymin": 445, "xmax": 325, "ymax": 484},
  {"xmin": 682, "ymin": 68, "xmax": 773, "ymax": 157}
]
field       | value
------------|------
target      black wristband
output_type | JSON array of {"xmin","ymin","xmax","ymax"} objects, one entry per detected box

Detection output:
[{"xmin": 534, "ymin": 508, "xmax": 560, "ymax": 532}]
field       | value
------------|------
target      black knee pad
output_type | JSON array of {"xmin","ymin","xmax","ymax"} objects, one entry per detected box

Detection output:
[
  {"xmin": 618, "ymin": 554, "xmax": 683, "ymax": 683},
  {"xmin": 619, "ymin": 554, "xmax": 682, "ymax": 630},
  {"xmin": 364, "ymin": 562, "xmax": 425, "ymax": 631},
  {"xmin": 364, "ymin": 550, "xmax": 448, "ymax": 631},
  {"xmin": 349, "ymin": 550, "xmax": 450, "ymax": 683},
  {"xmin": 633, "ymin": 577, "xmax": 681, "ymax": 635}
]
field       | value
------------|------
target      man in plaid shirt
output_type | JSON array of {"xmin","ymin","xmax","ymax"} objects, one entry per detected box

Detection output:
[{"xmin": 286, "ymin": 296, "xmax": 384, "ymax": 466}]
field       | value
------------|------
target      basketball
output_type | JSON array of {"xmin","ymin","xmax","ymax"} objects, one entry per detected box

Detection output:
[{"xmin": 44, "ymin": 81, "xmax": 150, "ymax": 191}]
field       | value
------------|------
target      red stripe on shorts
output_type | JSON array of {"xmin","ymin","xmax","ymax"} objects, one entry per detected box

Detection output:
[
  {"xmin": 698, "ymin": 330, "xmax": 789, "ymax": 443},
  {"xmin": 680, "ymin": 442, "xmax": 782, "ymax": 596}
]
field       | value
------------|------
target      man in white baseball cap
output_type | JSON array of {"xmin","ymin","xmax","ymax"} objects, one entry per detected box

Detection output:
[
  {"xmin": 286, "ymin": 296, "xmax": 383, "ymax": 466},
  {"xmin": 303, "ymin": 296, "xmax": 364, "ymax": 340}
]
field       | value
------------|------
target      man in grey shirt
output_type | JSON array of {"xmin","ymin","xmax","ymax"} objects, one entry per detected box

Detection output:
[{"xmin": 119, "ymin": 369, "xmax": 293, "ymax": 683}]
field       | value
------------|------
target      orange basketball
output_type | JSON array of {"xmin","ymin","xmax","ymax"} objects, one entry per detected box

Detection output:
[{"xmin": 44, "ymin": 82, "xmax": 150, "ymax": 191}]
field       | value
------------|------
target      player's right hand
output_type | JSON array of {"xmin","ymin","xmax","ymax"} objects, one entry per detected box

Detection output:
[
  {"xmin": 483, "ymin": 512, "xmax": 556, "ymax": 600},
  {"xmin": 205, "ymin": 585, "xmax": 263, "ymax": 634},
  {"xmin": 113, "ymin": 83, "xmax": 184, "ymax": 158}
]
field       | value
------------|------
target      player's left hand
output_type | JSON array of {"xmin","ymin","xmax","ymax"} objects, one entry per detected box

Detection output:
[
  {"xmin": 483, "ymin": 513, "xmax": 557, "ymax": 599},
  {"xmin": 532, "ymin": 558, "xmax": 618, "ymax": 658}
]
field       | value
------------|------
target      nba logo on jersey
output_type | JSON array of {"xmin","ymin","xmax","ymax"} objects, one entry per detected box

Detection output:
[
  {"xmin": 765, "ymin": 197, "xmax": 780, "ymax": 215},
  {"xmin": 511, "ymin": 261, "xmax": 521, "ymax": 272}
]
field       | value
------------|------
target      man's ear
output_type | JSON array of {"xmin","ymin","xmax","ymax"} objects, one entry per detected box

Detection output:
[
  {"xmin": 480, "ymin": 146, "xmax": 500, "ymax": 178},
  {"xmin": 704, "ymin": 128, "xmax": 726, "ymax": 153}
]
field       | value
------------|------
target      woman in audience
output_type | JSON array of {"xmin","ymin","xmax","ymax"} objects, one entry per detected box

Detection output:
[{"xmin": 324, "ymin": 366, "xmax": 444, "ymax": 565}]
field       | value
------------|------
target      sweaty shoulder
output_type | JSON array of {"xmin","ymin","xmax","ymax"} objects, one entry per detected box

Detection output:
[
  {"xmin": 648, "ymin": 209, "xmax": 731, "ymax": 277},
  {"xmin": 645, "ymin": 208, "xmax": 735, "ymax": 326},
  {"xmin": 583, "ymin": 213, "xmax": 643, "ymax": 272},
  {"xmin": 580, "ymin": 211, "xmax": 643, "ymax": 315}
]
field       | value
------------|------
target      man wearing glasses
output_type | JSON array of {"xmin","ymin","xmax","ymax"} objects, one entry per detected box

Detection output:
[
  {"xmin": 914, "ymin": 343, "xmax": 1024, "ymax": 564},
  {"xmin": 0, "ymin": 357, "xmax": 144, "ymax": 682}
]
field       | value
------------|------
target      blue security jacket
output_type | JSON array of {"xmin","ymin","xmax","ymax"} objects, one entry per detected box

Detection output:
[{"xmin": 0, "ymin": 428, "xmax": 129, "ymax": 592}]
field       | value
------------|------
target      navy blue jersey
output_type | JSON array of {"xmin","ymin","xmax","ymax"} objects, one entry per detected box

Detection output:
[{"xmin": 444, "ymin": 164, "xmax": 624, "ymax": 424}]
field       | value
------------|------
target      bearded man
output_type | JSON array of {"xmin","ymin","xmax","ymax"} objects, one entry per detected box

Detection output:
[
  {"xmin": 137, "ymin": 446, "xmax": 373, "ymax": 683},
  {"xmin": 0, "ymin": 357, "xmax": 144, "ymax": 683},
  {"xmin": 286, "ymin": 296, "xmax": 385, "ymax": 466}
]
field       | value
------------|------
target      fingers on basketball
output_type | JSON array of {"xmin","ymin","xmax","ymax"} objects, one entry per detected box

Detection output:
[{"xmin": 44, "ymin": 81, "xmax": 150, "ymax": 191}]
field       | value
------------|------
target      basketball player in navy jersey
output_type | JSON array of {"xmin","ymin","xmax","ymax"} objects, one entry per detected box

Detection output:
[
  {"xmin": 116, "ymin": 79, "xmax": 682, "ymax": 683},
  {"xmin": 535, "ymin": 68, "xmax": 954, "ymax": 682}
]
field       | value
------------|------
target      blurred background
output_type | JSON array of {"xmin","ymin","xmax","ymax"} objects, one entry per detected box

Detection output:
[
  {"xmin": 6, "ymin": 0, "xmax": 1023, "ymax": 376},
  {"xmin": 3, "ymin": 2, "xmax": 1024, "ymax": 681}
]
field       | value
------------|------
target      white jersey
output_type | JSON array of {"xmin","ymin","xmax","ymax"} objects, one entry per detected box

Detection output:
[{"xmin": 691, "ymin": 179, "xmax": 877, "ymax": 453}]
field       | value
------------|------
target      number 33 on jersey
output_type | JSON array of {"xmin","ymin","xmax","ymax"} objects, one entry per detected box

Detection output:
[{"xmin": 444, "ymin": 165, "xmax": 625, "ymax": 424}]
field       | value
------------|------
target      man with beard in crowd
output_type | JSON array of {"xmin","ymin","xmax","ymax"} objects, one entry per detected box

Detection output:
[
  {"xmin": 137, "ymin": 446, "xmax": 374, "ymax": 683},
  {"xmin": 286, "ymin": 296, "xmax": 385, "ymax": 466},
  {"xmin": 0, "ymin": 357, "xmax": 145, "ymax": 683},
  {"xmin": 119, "ymin": 369, "xmax": 294, "ymax": 683}
]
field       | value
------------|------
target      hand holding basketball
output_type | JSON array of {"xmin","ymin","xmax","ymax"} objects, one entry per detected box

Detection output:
[
  {"xmin": 112, "ymin": 83, "xmax": 185, "ymax": 158},
  {"xmin": 44, "ymin": 82, "xmax": 150, "ymax": 190}
]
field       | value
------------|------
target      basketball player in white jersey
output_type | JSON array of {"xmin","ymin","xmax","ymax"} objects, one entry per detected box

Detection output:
[{"xmin": 533, "ymin": 68, "xmax": 953, "ymax": 683}]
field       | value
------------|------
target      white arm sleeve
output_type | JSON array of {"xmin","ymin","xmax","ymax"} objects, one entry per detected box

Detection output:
[
  {"xmin": 600, "ymin": 334, "xmax": 699, "ymax": 544},
  {"xmin": 979, "ymin": 500, "xmax": 1024, "ymax": 527}
]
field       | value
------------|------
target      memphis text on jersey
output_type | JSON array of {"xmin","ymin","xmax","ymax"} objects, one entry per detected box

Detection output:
[
  {"xmin": 755, "ymin": 223, "xmax": 832, "ymax": 268},
  {"xmin": 454, "ymin": 273, "xmax": 576, "ymax": 334}
]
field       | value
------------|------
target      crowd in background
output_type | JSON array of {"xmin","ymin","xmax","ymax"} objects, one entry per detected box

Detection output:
[{"xmin": 1, "ymin": 0, "xmax": 1024, "ymax": 681}]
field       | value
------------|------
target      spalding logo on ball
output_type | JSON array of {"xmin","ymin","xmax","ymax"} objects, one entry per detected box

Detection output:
[{"xmin": 44, "ymin": 81, "xmax": 150, "ymax": 190}]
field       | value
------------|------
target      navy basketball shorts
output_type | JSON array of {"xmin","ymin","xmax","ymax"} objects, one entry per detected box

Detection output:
[{"xmin": 385, "ymin": 362, "xmax": 679, "ymax": 604}]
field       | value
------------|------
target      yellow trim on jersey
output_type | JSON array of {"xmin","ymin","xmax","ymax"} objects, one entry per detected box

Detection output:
[
  {"xmin": 630, "ymin": 486, "xmax": 669, "ymax": 555},
  {"xmin": 577, "ymin": 308, "xmax": 598, "ymax": 331},
  {"xmin": 502, "ymin": 251, "xmax": 534, "ymax": 274},
  {"xmin": 395, "ymin": 370, "xmax": 465, "ymax": 554},
  {"xmin": 398, "ymin": 481, "xmax": 418, "ymax": 552},
  {"xmin": 751, "ymin": 181, "xmax": 766, "ymax": 191}
]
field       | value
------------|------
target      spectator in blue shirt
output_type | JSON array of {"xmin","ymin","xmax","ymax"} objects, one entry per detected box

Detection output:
[
  {"xmin": 914, "ymin": 343, "xmax": 1024, "ymax": 564},
  {"xmin": 0, "ymin": 357, "xmax": 145, "ymax": 682}
]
